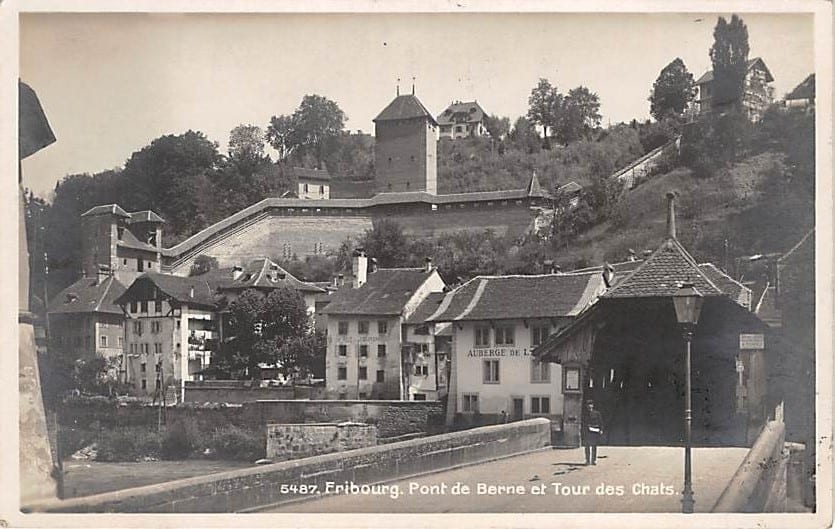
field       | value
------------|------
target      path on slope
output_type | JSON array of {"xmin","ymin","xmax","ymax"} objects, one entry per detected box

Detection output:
[{"xmin": 267, "ymin": 446, "xmax": 747, "ymax": 513}]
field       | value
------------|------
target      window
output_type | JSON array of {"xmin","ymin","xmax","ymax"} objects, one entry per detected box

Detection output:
[
  {"xmin": 140, "ymin": 362, "xmax": 146, "ymax": 374},
  {"xmin": 141, "ymin": 380, "xmax": 147, "ymax": 390},
  {"xmin": 413, "ymin": 393, "xmax": 427, "ymax": 401},
  {"xmin": 483, "ymin": 359, "xmax": 500, "ymax": 384},
  {"xmin": 142, "ymin": 343, "xmax": 149, "ymax": 355},
  {"xmin": 154, "ymin": 343, "xmax": 162, "ymax": 355},
  {"xmin": 151, "ymin": 321, "xmax": 160, "ymax": 334},
  {"xmin": 376, "ymin": 370, "xmax": 385, "ymax": 383},
  {"xmin": 338, "ymin": 344, "xmax": 347, "ymax": 356},
  {"xmin": 359, "ymin": 392, "xmax": 367, "ymax": 399},
  {"xmin": 338, "ymin": 393, "xmax": 347, "ymax": 400},
  {"xmin": 137, "ymin": 258, "xmax": 144, "ymax": 272},
  {"xmin": 319, "ymin": 185, "xmax": 324, "ymax": 195},
  {"xmin": 155, "ymin": 379, "xmax": 161, "ymax": 390},
  {"xmin": 564, "ymin": 367, "xmax": 581, "ymax": 392},
  {"xmin": 474, "ymin": 326, "xmax": 490, "ymax": 348},
  {"xmin": 414, "ymin": 364, "xmax": 429, "ymax": 376},
  {"xmin": 359, "ymin": 367, "xmax": 367, "ymax": 380},
  {"xmin": 377, "ymin": 344, "xmax": 386, "ymax": 357},
  {"xmin": 531, "ymin": 396, "xmax": 551, "ymax": 415},
  {"xmin": 338, "ymin": 321, "xmax": 349, "ymax": 335},
  {"xmin": 495, "ymin": 325, "xmax": 515, "ymax": 346},
  {"xmin": 359, "ymin": 345, "xmax": 368, "ymax": 357},
  {"xmin": 531, "ymin": 325, "xmax": 550, "ymax": 347},
  {"xmin": 377, "ymin": 320, "xmax": 388, "ymax": 334},
  {"xmin": 133, "ymin": 321, "xmax": 142, "ymax": 335},
  {"xmin": 531, "ymin": 359, "xmax": 551, "ymax": 383},
  {"xmin": 337, "ymin": 367, "xmax": 347, "ymax": 380},
  {"xmin": 303, "ymin": 183, "xmax": 309, "ymax": 193},
  {"xmin": 117, "ymin": 227, "xmax": 124, "ymax": 240},
  {"xmin": 462, "ymin": 394, "xmax": 479, "ymax": 413},
  {"xmin": 100, "ymin": 335, "xmax": 108, "ymax": 347},
  {"xmin": 358, "ymin": 321, "xmax": 369, "ymax": 335},
  {"xmin": 130, "ymin": 301, "xmax": 138, "ymax": 314},
  {"xmin": 140, "ymin": 301, "xmax": 148, "ymax": 313},
  {"xmin": 154, "ymin": 301, "xmax": 162, "ymax": 313},
  {"xmin": 118, "ymin": 337, "xmax": 123, "ymax": 348}
]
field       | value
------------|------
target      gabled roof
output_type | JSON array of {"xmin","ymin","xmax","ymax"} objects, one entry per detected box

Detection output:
[
  {"xmin": 115, "ymin": 272, "xmax": 218, "ymax": 309},
  {"xmin": 210, "ymin": 258, "xmax": 325, "ymax": 294},
  {"xmin": 557, "ymin": 181, "xmax": 583, "ymax": 195},
  {"xmin": 786, "ymin": 74, "xmax": 815, "ymax": 101},
  {"xmin": 603, "ymin": 237, "xmax": 724, "ymax": 299},
  {"xmin": 696, "ymin": 57, "xmax": 774, "ymax": 85},
  {"xmin": 405, "ymin": 292, "xmax": 448, "ymax": 324},
  {"xmin": 48, "ymin": 275, "xmax": 126, "ymax": 315},
  {"xmin": 81, "ymin": 204, "xmax": 130, "ymax": 218},
  {"xmin": 293, "ymin": 167, "xmax": 331, "ymax": 182},
  {"xmin": 374, "ymin": 94, "xmax": 438, "ymax": 125},
  {"xmin": 436, "ymin": 101, "xmax": 487, "ymax": 126},
  {"xmin": 427, "ymin": 272, "xmax": 604, "ymax": 322},
  {"xmin": 320, "ymin": 268, "xmax": 440, "ymax": 316},
  {"xmin": 128, "ymin": 210, "xmax": 165, "ymax": 224},
  {"xmin": 525, "ymin": 172, "xmax": 549, "ymax": 199},
  {"xmin": 698, "ymin": 262, "xmax": 751, "ymax": 309}
]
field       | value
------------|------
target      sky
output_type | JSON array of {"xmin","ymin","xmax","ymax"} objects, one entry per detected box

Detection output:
[{"xmin": 19, "ymin": 12, "xmax": 814, "ymax": 198}]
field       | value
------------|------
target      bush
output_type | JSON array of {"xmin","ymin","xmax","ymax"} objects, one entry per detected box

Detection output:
[
  {"xmin": 160, "ymin": 421, "xmax": 198, "ymax": 460},
  {"xmin": 95, "ymin": 427, "xmax": 161, "ymax": 462},
  {"xmin": 206, "ymin": 426, "xmax": 265, "ymax": 461}
]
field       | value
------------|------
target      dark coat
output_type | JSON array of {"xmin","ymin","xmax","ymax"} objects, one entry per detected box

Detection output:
[{"xmin": 582, "ymin": 409, "xmax": 604, "ymax": 445}]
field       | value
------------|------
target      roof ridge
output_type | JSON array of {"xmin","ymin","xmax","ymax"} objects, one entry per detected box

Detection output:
[
  {"xmin": 455, "ymin": 278, "xmax": 489, "ymax": 321},
  {"xmin": 93, "ymin": 276, "xmax": 111, "ymax": 312},
  {"xmin": 670, "ymin": 238, "xmax": 723, "ymax": 294}
]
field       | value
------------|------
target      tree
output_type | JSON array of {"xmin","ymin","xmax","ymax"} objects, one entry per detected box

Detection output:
[
  {"xmin": 218, "ymin": 287, "xmax": 311, "ymax": 379},
  {"xmin": 360, "ymin": 218, "xmax": 409, "ymax": 267},
  {"xmin": 508, "ymin": 116, "xmax": 542, "ymax": 154},
  {"xmin": 555, "ymin": 86, "xmax": 602, "ymax": 145},
  {"xmin": 190, "ymin": 254, "xmax": 219, "ymax": 276},
  {"xmin": 649, "ymin": 58, "xmax": 696, "ymax": 120},
  {"xmin": 266, "ymin": 94, "xmax": 347, "ymax": 166},
  {"xmin": 710, "ymin": 14, "xmax": 750, "ymax": 109},
  {"xmin": 484, "ymin": 114, "xmax": 511, "ymax": 140},
  {"xmin": 527, "ymin": 78, "xmax": 561, "ymax": 141},
  {"xmin": 228, "ymin": 124, "xmax": 269, "ymax": 174}
]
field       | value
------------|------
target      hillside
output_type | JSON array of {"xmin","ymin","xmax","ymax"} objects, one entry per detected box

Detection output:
[{"xmin": 549, "ymin": 151, "xmax": 814, "ymax": 271}]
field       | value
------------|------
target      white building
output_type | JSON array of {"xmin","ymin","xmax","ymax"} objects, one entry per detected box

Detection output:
[
  {"xmin": 437, "ymin": 100, "xmax": 488, "ymax": 139},
  {"xmin": 320, "ymin": 250, "xmax": 446, "ymax": 399},
  {"xmin": 426, "ymin": 272, "xmax": 606, "ymax": 426},
  {"xmin": 293, "ymin": 167, "xmax": 330, "ymax": 200},
  {"xmin": 403, "ymin": 292, "xmax": 452, "ymax": 401}
]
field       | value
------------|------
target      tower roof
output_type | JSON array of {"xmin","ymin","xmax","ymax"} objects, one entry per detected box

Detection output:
[
  {"xmin": 525, "ymin": 171, "xmax": 548, "ymax": 198},
  {"xmin": 128, "ymin": 210, "xmax": 166, "ymax": 224},
  {"xmin": 81, "ymin": 204, "xmax": 130, "ymax": 218},
  {"xmin": 374, "ymin": 94, "xmax": 438, "ymax": 126}
]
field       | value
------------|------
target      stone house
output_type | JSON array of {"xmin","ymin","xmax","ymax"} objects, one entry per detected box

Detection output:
[
  {"xmin": 320, "ymin": 250, "xmax": 446, "ymax": 400},
  {"xmin": 437, "ymin": 100, "xmax": 488, "ymax": 139},
  {"xmin": 427, "ymin": 271, "xmax": 606, "ymax": 429},
  {"xmin": 402, "ymin": 292, "xmax": 452, "ymax": 401},
  {"xmin": 293, "ymin": 167, "xmax": 330, "ymax": 200}
]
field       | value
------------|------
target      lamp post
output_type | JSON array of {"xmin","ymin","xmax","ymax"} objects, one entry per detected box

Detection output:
[{"xmin": 673, "ymin": 283, "xmax": 704, "ymax": 514}]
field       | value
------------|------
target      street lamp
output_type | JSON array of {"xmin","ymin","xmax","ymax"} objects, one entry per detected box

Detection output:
[{"xmin": 673, "ymin": 283, "xmax": 704, "ymax": 514}]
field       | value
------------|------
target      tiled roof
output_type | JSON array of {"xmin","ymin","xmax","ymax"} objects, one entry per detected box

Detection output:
[
  {"xmin": 525, "ymin": 172, "xmax": 549, "ymax": 198},
  {"xmin": 405, "ymin": 292, "xmax": 448, "ymax": 324},
  {"xmin": 557, "ymin": 181, "xmax": 583, "ymax": 195},
  {"xmin": 570, "ymin": 259, "xmax": 644, "ymax": 276},
  {"xmin": 320, "ymin": 268, "xmax": 439, "ymax": 316},
  {"xmin": 117, "ymin": 228, "xmax": 157, "ymax": 252},
  {"xmin": 374, "ymin": 94, "xmax": 438, "ymax": 125},
  {"xmin": 211, "ymin": 258, "xmax": 325, "ymax": 294},
  {"xmin": 48, "ymin": 275, "xmax": 126, "ymax": 315},
  {"xmin": 115, "ymin": 272, "xmax": 218, "ymax": 309},
  {"xmin": 81, "ymin": 204, "xmax": 130, "ymax": 218},
  {"xmin": 436, "ymin": 101, "xmax": 487, "ymax": 126},
  {"xmin": 293, "ymin": 167, "xmax": 331, "ymax": 182},
  {"xmin": 698, "ymin": 262, "xmax": 751, "ymax": 308},
  {"xmin": 603, "ymin": 238, "xmax": 723, "ymax": 299},
  {"xmin": 427, "ymin": 272, "xmax": 604, "ymax": 322},
  {"xmin": 696, "ymin": 57, "xmax": 773, "ymax": 85},
  {"xmin": 786, "ymin": 74, "xmax": 815, "ymax": 101},
  {"xmin": 128, "ymin": 210, "xmax": 165, "ymax": 224}
]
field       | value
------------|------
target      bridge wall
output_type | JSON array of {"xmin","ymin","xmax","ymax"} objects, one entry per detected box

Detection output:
[{"xmin": 27, "ymin": 418, "xmax": 551, "ymax": 513}]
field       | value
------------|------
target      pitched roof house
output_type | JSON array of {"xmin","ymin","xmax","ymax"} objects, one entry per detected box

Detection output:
[
  {"xmin": 695, "ymin": 57, "xmax": 774, "ymax": 122},
  {"xmin": 437, "ymin": 100, "xmax": 488, "ymax": 139}
]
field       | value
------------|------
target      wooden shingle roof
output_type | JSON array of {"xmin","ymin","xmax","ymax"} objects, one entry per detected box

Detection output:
[{"xmin": 374, "ymin": 94, "xmax": 438, "ymax": 125}]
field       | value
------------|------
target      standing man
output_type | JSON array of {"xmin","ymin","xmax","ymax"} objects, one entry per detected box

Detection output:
[{"xmin": 583, "ymin": 400, "xmax": 604, "ymax": 465}]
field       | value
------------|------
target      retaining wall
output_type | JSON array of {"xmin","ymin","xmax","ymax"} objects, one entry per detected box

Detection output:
[
  {"xmin": 266, "ymin": 422, "xmax": 377, "ymax": 460},
  {"xmin": 712, "ymin": 420, "xmax": 787, "ymax": 512},
  {"xmin": 27, "ymin": 418, "xmax": 551, "ymax": 513}
]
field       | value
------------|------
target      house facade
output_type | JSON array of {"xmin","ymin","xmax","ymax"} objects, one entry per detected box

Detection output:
[
  {"xmin": 294, "ymin": 167, "xmax": 330, "ymax": 200},
  {"xmin": 437, "ymin": 101, "xmax": 488, "ymax": 139},
  {"xmin": 403, "ymin": 292, "xmax": 451, "ymax": 401},
  {"xmin": 695, "ymin": 57, "xmax": 774, "ymax": 122},
  {"xmin": 321, "ymin": 251, "xmax": 446, "ymax": 399},
  {"xmin": 427, "ymin": 272, "xmax": 606, "ymax": 428}
]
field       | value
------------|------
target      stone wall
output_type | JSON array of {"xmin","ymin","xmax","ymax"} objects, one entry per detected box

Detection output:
[
  {"xmin": 58, "ymin": 398, "xmax": 445, "ymax": 441},
  {"xmin": 266, "ymin": 422, "xmax": 377, "ymax": 460},
  {"xmin": 183, "ymin": 381, "xmax": 297, "ymax": 404},
  {"xmin": 28, "ymin": 418, "xmax": 551, "ymax": 513}
]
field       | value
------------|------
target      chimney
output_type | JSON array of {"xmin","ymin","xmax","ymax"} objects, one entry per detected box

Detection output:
[
  {"xmin": 232, "ymin": 265, "xmax": 244, "ymax": 280},
  {"xmin": 369, "ymin": 257, "xmax": 378, "ymax": 274},
  {"xmin": 96, "ymin": 264, "xmax": 111, "ymax": 285},
  {"xmin": 352, "ymin": 248, "xmax": 368, "ymax": 288},
  {"xmin": 602, "ymin": 262, "xmax": 615, "ymax": 288},
  {"xmin": 424, "ymin": 257, "xmax": 433, "ymax": 272},
  {"xmin": 666, "ymin": 192, "xmax": 677, "ymax": 239}
]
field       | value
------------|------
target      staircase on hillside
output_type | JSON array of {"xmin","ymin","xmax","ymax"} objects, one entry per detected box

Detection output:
[{"xmin": 609, "ymin": 136, "xmax": 681, "ymax": 191}]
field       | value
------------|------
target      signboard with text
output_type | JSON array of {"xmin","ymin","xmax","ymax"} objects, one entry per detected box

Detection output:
[{"xmin": 739, "ymin": 334, "xmax": 765, "ymax": 350}]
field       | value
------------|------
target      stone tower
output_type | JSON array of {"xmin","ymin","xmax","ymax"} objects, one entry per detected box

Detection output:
[{"xmin": 373, "ymin": 88, "xmax": 438, "ymax": 195}]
